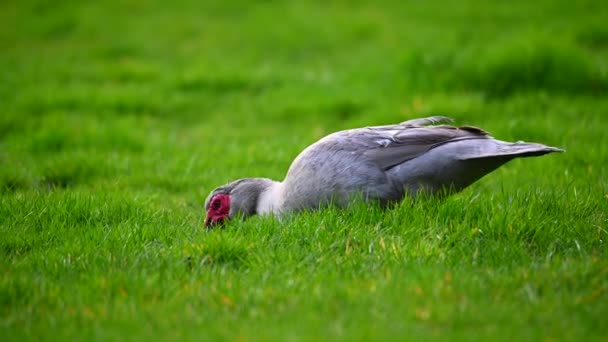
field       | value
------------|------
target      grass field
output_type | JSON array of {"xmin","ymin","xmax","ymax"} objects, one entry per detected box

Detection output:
[{"xmin": 2, "ymin": 0, "xmax": 608, "ymax": 340}]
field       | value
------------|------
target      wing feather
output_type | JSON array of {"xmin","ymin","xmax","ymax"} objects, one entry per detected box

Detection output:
[{"xmin": 326, "ymin": 117, "xmax": 490, "ymax": 170}]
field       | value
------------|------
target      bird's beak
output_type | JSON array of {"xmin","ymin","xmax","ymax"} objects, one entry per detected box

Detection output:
[{"xmin": 204, "ymin": 212, "xmax": 228, "ymax": 228}]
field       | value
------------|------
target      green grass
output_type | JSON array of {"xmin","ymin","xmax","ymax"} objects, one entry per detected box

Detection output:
[{"xmin": 2, "ymin": 0, "xmax": 608, "ymax": 340}]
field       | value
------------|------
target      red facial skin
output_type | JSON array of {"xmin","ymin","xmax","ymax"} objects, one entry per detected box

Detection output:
[{"xmin": 205, "ymin": 194, "xmax": 231, "ymax": 227}]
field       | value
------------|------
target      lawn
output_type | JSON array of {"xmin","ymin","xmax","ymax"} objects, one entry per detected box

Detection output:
[{"xmin": 2, "ymin": 0, "xmax": 607, "ymax": 340}]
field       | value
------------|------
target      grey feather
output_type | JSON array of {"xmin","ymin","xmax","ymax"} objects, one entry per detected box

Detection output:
[
  {"xmin": 399, "ymin": 116, "xmax": 454, "ymax": 127},
  {"xmin": 205, "ymin": 116, "xmax": 563, "ymax": 223}
]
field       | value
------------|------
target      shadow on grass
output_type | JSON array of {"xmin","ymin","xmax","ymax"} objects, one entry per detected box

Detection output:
[
  {"xmin": 402, "ymin": 37, "xmax": 607, "ymax": 97},
  {"xmin": 576, "ymin": 24, "xmax": 608, "ymax": 49},
  {"xmin": 38, "ymin": 155, "xmax": 115, "ymax": 190},
  {"xmin": 0, "ymin": 176, "xmax": 31, "ymax": 194},
  {"xmin": 461, "ymin": 39, "xmax": 607, "ymax": 97}
]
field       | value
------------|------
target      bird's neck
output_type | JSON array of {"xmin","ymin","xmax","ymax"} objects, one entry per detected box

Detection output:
[{"xmin": 255, "ymin": 180, "xmax": 283, "ymax": 215}]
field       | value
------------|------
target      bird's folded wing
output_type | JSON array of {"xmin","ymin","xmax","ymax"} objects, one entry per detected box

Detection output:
[{"xmin": 356, "ymin": 125, "xmax": 490, "ymax": 170}]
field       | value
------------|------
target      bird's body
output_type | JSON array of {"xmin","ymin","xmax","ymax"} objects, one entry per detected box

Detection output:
[{"xmin": 204, "ymin": 116, "xmax": 562, "ymax": 226}]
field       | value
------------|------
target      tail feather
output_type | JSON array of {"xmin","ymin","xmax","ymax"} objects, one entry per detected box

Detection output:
[{"xmin": 458, "ymin": 141, "xmax": 564, "ymax": 160}]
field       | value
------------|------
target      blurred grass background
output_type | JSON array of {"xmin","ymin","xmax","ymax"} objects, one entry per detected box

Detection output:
[
  {"xmin": 2, "ymin": 0, "xmax": 608, "ymax": 197},
  {"xmin": 1, "ymin": 0, "xmax": 607, "ymax": 340}
]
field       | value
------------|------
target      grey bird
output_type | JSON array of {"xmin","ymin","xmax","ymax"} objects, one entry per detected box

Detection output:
[{"xmin": 204, "ymin": 116, "xmax": 563, "ymax": 226}]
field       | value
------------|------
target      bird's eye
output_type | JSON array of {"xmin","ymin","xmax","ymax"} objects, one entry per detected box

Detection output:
[{"xmin": 212, "ymin": 198, "xmax": 222, "ymax": 210}]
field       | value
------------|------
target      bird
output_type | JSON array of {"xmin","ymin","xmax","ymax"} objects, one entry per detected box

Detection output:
[{"xmin": 204, "ymin": 116, "xmax": 563, "ymax": 227}]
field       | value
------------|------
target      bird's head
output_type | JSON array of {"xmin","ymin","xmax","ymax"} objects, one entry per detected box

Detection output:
[
  {"xmin": 204, "ymin": 178, "xmax": 274, "ymax": 228},
  {"xmin": 204, "ymin": 192, "xmax": 231, "ymax": 227}
]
